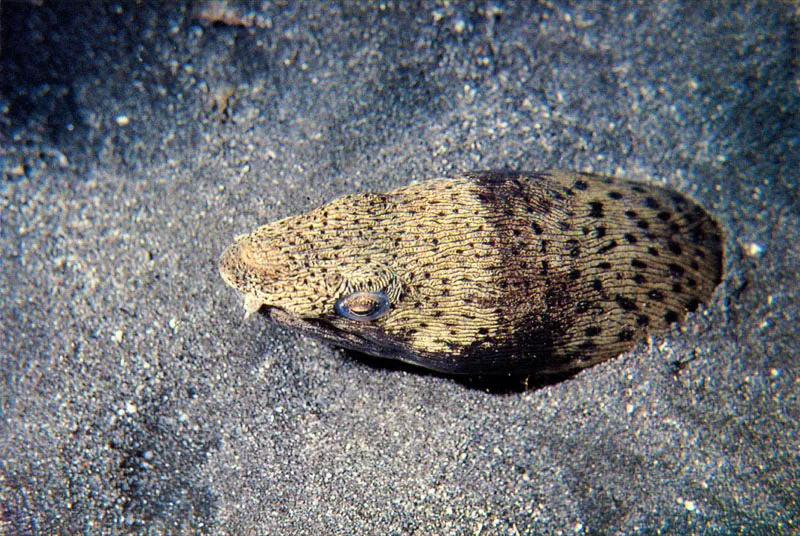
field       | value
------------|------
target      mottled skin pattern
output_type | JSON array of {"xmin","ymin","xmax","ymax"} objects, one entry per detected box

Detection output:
[{"xmin": 220, "ymin": 171, "xmax": 723, "ymax": 375}]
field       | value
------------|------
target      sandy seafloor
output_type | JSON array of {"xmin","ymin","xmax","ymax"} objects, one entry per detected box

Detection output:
[{"xmin": 1, "ymin": 1, "xmax": 798, "ymax": 534}]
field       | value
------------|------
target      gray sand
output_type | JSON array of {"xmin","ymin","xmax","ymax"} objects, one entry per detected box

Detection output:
[{"xmin": 1, "ymin": 1, "xmax": 797, "ymax": 533}]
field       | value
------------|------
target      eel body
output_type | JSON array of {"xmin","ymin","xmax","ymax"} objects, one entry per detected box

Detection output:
[{"xmin": 219, "ymin": 170, "xmax": 723, "ymax": 375}]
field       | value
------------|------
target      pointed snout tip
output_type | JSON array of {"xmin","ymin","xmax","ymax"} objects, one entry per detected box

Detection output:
[
  {"xmin": 218, "ymin": 241, "xmax": 240, "ymax": 286},
  {"xmin": 219, "ymin": 236, "xmax": 260, "ymax": 292}
]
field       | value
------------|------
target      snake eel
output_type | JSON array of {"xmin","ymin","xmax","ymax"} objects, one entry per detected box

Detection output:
[{"xmin": 220, "ymin": 170, "xmax": 723, "ymax": 376}]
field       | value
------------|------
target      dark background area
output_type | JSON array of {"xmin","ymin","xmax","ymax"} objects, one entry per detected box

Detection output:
[{"xmin": 1, "ymin": 1, "xmax": 798, "ymax": 533}]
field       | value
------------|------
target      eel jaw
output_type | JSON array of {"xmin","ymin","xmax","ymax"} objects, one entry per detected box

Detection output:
[
  {"xmin": 262, "ymin": 307, "xmax": 415, "ymax": 363},
  {"xmin": 242, "ymin": 293, "xmax": 264, "ymax": 319}
]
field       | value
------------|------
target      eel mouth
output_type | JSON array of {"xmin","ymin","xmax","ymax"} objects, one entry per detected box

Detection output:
[
  {"xmin": 259, "ymin": 306, "xmax": 415, "ymax": 363},
  {"xmin": 255, "ymin": 305, "xmax": 505, "ymax": 376}
]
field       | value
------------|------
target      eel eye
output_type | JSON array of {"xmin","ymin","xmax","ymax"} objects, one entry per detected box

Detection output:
[{"xmin": 334, "ymin": 291, "xmax": 391, "ymax": 321}]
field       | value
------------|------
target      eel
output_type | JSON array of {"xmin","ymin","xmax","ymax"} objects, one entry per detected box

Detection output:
[{"xmin": 219, "ymin": 170, "xmax": 723, "ymax": 376}]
